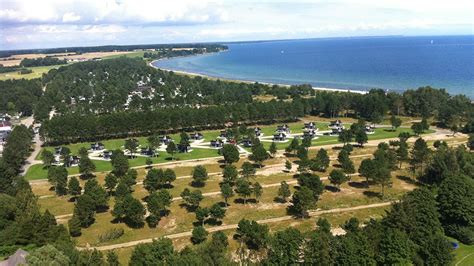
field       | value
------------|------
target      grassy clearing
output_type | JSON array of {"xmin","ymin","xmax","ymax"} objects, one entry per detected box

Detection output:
[
  {"xmin": 451, "ymin": 238, "xmax": 474, "ymax": 266},
  {"xmin": 0, "ymin": 65, "xmax": 64, "ymax": 80},
  {"xmin": 103, "ymin": 51, "xmax": 145, "ymax": 59}
]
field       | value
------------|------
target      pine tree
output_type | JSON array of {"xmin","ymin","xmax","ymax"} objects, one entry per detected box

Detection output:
[
  {"xmin": 67, "ymin": 176, "xmax": 81, "ymax": 198},
  {"xmin": 269, "ymin": 142, "xmax": 278, "ymax": 158},
  {"xmin": 278, "ymin": 181, "xmax": 291, "ymax": 202},
  {"xmin": 68, "ymin": 214, "xmax": 82, "ymax": 237},
  {"xmin": 220, "ymin": 183, "xmax": 234, "ymax": 207}
]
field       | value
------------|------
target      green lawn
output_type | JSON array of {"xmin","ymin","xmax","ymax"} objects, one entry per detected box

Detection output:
[
  {"xmin": 103, "ymin": 51, "xmax": 145, "ymax": 59},
  {"xmin": 27, "ymin": 121, "xmax": 433, "ymax": 180},
  {"xmin": 451, "ymin": 238, "xmax": 474, "ymax": 266},
  {"xmin": 0, "ymin": 65, "xmax": 65, "ymax": 80}
]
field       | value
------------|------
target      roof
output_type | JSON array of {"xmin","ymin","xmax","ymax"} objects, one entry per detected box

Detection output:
[
  {"xmin": 0, "ymin": 249, "xmax": 29, "ymax": 266},
  {"xmin": 0, "ymin": 121, "xmax": 11, "ymax": 127}
]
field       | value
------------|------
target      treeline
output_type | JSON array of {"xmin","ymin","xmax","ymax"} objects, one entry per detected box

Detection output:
[
  {"xmin": 20, "ymin": 57, "xmax": 67, "ymax": 67},
  {"xmin": 0, "ymin": 79, "xmax": 43, "ymax": 116},
  {"xmin": 143, "ymin": 46, "xmax": 223, "ymax": 60},
  {"xmin": 0, "ymin": 43, "xmax": 228, "ymax": 58},
  {"xmin": 41, "ymin": 100, "xmax": 304, "ymax": 144}
]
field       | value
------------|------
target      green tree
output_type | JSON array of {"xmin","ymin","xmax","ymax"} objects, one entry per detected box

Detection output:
[
  {"xmin": 253, "ymin": 182, "xmax": 263, "ymax": 202},
  {"xmin": 84, "ymin": 178, "xmax": 108, "ymax": 211},
  {"xmin": 410, "ymin": 137, "xmax": 430, "ymax": 174},
  {"xmin": 396, "ymin": 139, "xmax": 409, "ymax": 168},
  {"xmin": 166, "ymin": 142, "xmax": 177, "ymax": 160},
  {"xmin": 250, "ymin": 144, "xmax": 269, "ymax": 167},
  {"xmin": 241, "ymin": 161, "xmax": 256, "ymax": 179},
  {"xmin": 390, "ymin": 115, "xmax": 402, "ymax": 131},
  {"xmin": 285, "ymin": 160, "xmax": 292, "ymax": 172},
  {"xmin": 147, "ymin": 134, "xmax": 161, "ymax": 150},
  {"xmin": 278, "ymin": 181, "xmax": 291, "ymax": 202},
  {"xmin": 181, "ymin": 189, "xmax": 203, "ymax": 210},
  {"xmin": 73, "ymin": 194, "xmax": 96, "ymax": 227},
  {"xmin": 67, "ymin": 176, "xmax": 81, "ymax": 198},
  {"xmin": 104, "ymin": 173, "xmax": 118, "ymax": 195},
  {"xmin": 195, "ymin": 207, "xmax": 209, "ymax": 226},
  {"xmin": 312, "ymin": 148, "xmax": 330, "ymax": 172},
  {"xmin": 209, "ymin": 203, "xmax": 226, "ymax": 222},
  {"xmin": 329, "ymin": 169, "xmax": 349, "ymax": 190},
  {"xmin": 220, "ymin": 183, "xmax": 234, "ymax": 207},
  {"xmin": 235, "ymin": 178, "xmax": 252, "ymax": 204},
  {"xmin": 144, "ymin": 168, "xmax": 161, "ymax": 193},
  {"xmin": 26, "ymin": 244, "xmax": 70, "ymax": 266},
  {"xmin": 163, "ymin": 169, "xmax": 176, "ymax": 187},
  {"xmin": 298, "ymin": 172, "xmax": 324, "ymax": 199},
  {"xmin": 235, "ymin": 219, "xmax": 269, "ymax": 250},
  {"xmin": 192, "ymin": 165, "xmax": 209, "ymax": 187},
  {"xmin": 354, "ymin": 128, "xmax": 368, "ymax": 147},
  {"xmin": 111, "ymin": 150, "xmax": 129, "ymax": 177},
  {"xmin": 114, "ymin": 194, "xmax": 145, "ymax": 228},
  {"xmin": 147, "ymin": 189, "xmax": 172, "ymax": 218},
  {"xmin": 191, "ymin": 226, "xmax": 208, "ymax": 244},
  {"xmin": 377, "ymin": 228, "xmax": 415, "ymax": 265},
  {"xmin": 269, "ymin": 141, "xmax": 278, "ymax": 158},
  {"xmin": 302, "ymin": 136, "xmax": 312, "ymax": 148},
  {"xmin": 358, "ymin": 158, "xmax": 375, "ymax": 187},
  {"xmin": 411, "ymin": 122, "xmax": 424, "ymax": 136},
  {"xmin": 290, "ymin": 186, "xmax": 316, "ymax": 218},
  {"xmin": 124, "ymin": 138, "xmax": 139, "ymax": 158},
  {"xmin": 221, "ymin": 144, "xmax": 240, "ymax": 164},
  {"xmin": 106, "ymin": 250, "xmax": 120, "ymax": 266},
  {"xmin": 129, "ymin": 238, "xmax": 175, "ymax": 265},
  {"xmin": 41, "ymin": 149, "xmax": 55, "ymax": 168},
  {"xmin": 48, "ymin": 166, "xmax": 68, "ymax": 196},
  {"xmin": 285, "ymin": 138, "xmax": 299, "ymax": 154},
  {"xmin": 296, "ymin": 145, "xmax": 308, "ymax": 161},
  {"xmin": 338, "ymin": 129, "xmax": 353, "ymax": 145},
  {"xmin": 222, "ymin": 165, "xmax": 238, "ymax": 184},
  {"xmin": 79, "ymin": 153, "xmax": 96, "ymax": 178},
  {"xmin": 68, "ymin": 214, "xmax": 82, "ymax": 237},
  {"xmin": 266, "ymin": 228, "xmax": 303, "ymax": 265}
]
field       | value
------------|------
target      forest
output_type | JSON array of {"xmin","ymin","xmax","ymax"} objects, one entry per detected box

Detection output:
[{"xmin": 20, "ymin": 57, "xmax": 68, "ymax": 67}]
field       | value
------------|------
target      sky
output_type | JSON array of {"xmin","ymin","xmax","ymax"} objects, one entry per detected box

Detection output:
[{"xmin": 1, "ymin": 0, "xmax": 473, "ymax": 50}]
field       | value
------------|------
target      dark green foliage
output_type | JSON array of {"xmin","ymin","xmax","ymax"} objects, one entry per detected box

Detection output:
[
  {"xmin": 111, "ymin": 150, "xmax": 129, "ymax": 177},
  {"xmin": 329, "ymin": 169, "xmax": 349, "ymax": 190},
  {"xmin": 195, "ymin": 207, "xmax": 209, "ymax": 226},
  {"xmin": 222, "ymin": 165, "xmax": 238, "ymax": 184},
  {"xmin": 337, "ymin": 149, "xmax": 355, "ymax": 174},
  {"xmin": 83, "ymin": 178, "xmax": 108, "ymax": 211},
  {"xmin": 180, "ymin": 188, "xmax": 203, "ymax": 210},
  {"xmin": 147, "ymin": 190, "xmax": 172, "ymax": 218},
  {"xmin": 0, "ymin": 79, "xmax": 42, "ymax": 116},
  {"xmin": 312, "ymin": 148, "xmax": 330, "ymax": 172},
  {"xmin": 297, "ymin": 173, "xmax": 324, "ymax": 199},
  {"xmin": 26, "ymin": 244, "xmax": 70, "ymax": 265},
  {"xmin": 253, "ymin": 182, "xmax": 263, "ymax": 202},
  {"xmin": 112, "ymin": 194, "xmax": 145, "ymax": 228},
  {"xmin": 20, "ymin": 57, "xmax": 67, "ymax": 67},
  {"xmin": 192, "ymin": 165, "xmax": 208, "ymax": 186},
  {"xmin": 79, "ymin": 153, "xmax": 96, "ymax": 178},
  {"xmin": 338, "ymin": 129, "xmax": 353, "ymax": 145},
  {"xmin": 67, "ymin": 177, "xmax": 82, "ymax": 198},
  {"xmin": 266, "ymin": 228, "xmax": 303, "ymax": 265},
  {"xmin": 241, "ymin": 161, "xmax": 256, "ymax": 178},
  {"xmin": 191, "ymin": 226, "xmax": 208, "ymax": 244},
  {"xmin": 41, "ymin": 150, "xmax": 54, "ymax": 168},
  {"xmin": 47, "ymin": 166, "xmax": 68, "ymax": 196},
  {"xmin": 376, "ymin": 228, "xmax": 415, "ymax": 265},
  {"xmin": 104, "ymin": 173, "xmax": 118, "ymax": 195},
  {"xmin": 220, "ymin": 183, "xmax": 234, "ymax": 207},
  {"xmin": 410, "ymin": 137, "xmax": 430, "ymax": 175},
  {"xmin": 68, "ymin": 215, "xmax": 82, "ymax": 237},
  {"xmin": 235, "ymin": 219, "xmax": 269, "ymax": 250},
  {"xmin": 166, "ymin": 142, "xmax": 177, "ymax": 160},
  {"xmin": 290, "ymin": 186, "xmax": 316, "ymax": 218},
  {"xmin": 277, "ymin": 181, "xmax": 291, "ymax": 202},
  {"xmin": 235, "ymin": 178, "xmax": 252, "ymax": 204},
  {"xmin": 209, "ymin": 203, "xmax": 226, "ymax": 222},
  {"xmin": 73, "ymin": 194, "xmax": 96, "ymax": 227},
  {"xmin": 285, "ymin": 138, "xmax": 299, "ymax": 154},
  {"xmin": 221, "ymin": 144, "xmax": 240, "ymax": 164},
  {"xmin": 269, "ymin": 141, "xmax": 278, "ymax": 157},
  {"xmin": 129, "ymin": 238, "xmax": 175, "ymax": 265},
  {"xmin": 250, "ymin": 143, "xmax": 269, "ymax": 167},
  {"xmin": 106, "ymin": 250, "xmax": 120, "ymax": 266}
]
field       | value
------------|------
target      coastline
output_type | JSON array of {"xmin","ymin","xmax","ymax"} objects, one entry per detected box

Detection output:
[{"xmin": 149, "ymin": 55, "xmax": 368, "ymax": 95}]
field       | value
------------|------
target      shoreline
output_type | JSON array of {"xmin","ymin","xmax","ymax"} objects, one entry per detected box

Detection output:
[{"xmin": 149, "ymin": 56, "xmax": 368, "ymax": 95}]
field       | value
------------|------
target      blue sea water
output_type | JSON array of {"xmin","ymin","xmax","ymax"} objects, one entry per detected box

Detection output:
[{"xmin": 153, "ymin": 36, "xmax": 474, "ymax": 97}]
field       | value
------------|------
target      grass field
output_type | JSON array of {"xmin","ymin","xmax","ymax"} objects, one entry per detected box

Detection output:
[
  {"xmin": 0, "ymin": 65, "xmax": 64, "ymax": 80},
  {"xmin": 27, "ymin": 117, "xmax": 432, "ymax": 180},
  {"xmin": 103, "ymin": 51, "xmax": 145, "ymax": 59},
  {"xmin": 451, "ymin": 238, "xmax": 474, "ymax": 266}
]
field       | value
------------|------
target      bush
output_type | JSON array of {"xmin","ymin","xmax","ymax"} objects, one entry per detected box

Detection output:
[
  {"xmin": 98, "ymin": 228, "xmax": 125, "ymax": 243},
  {"xmin": 146, "ymin": 215, "xmax": 159, "ymax": 228},
  {"xmin": 445, "ymin": 224, "xmax": 474, "ymax": 245}
]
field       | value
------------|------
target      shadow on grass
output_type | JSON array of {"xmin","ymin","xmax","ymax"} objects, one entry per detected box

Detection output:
[
  {"xmin": 325, "ymin": 185, "xmax": 340, "ymax": 192},
  {"xmin": 396, "ymin": 175, "xmax": 419, "ymax": 185},
  {"xmin": 233, "ymin": 198, "xmax": 257, "ymax": 204},
  {"xmin": 363, "ymin": 191, "xmax": 382, "ymax": 199},
  {"xmin": 348, "ymin": 181, "xmax": 367, "ymax": 189}
]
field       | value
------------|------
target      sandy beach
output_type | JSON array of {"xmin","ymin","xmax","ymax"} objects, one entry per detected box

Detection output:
[{"xmin": 149, "ymin": 60, "xmax": 368, "ymax": 95}]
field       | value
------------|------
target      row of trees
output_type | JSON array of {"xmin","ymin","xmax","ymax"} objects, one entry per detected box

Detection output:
[{"xmin": 20, "ymin": 57, "xmax": 67, "ymax": 67}]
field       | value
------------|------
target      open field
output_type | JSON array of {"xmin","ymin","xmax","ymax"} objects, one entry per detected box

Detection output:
[
  {"xmin": 0, "ymin": 65, "xmax": 65, "ymax": 80},
  {"xmin": 26, "ymin": 117, "xmax": 435, "ymax": 180},
  {"xmin": 451, "ymin": 238, "xmax": 474, "ymax": 266}
]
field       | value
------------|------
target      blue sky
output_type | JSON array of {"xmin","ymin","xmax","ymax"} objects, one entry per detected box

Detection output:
[{"xmin": 1, "ymin": 0, "xmax": 473, "ymax": 50}]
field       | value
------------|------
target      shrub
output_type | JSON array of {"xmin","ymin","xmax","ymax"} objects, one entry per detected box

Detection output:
[{"xmin": 98, "ymin": 228, "xmax": 125, "ymax": 243}]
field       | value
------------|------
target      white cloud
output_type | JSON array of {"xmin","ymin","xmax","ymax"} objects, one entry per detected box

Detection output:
[{"xmin": 62, "ymin": 12, "xmax": 80, "ymax": 22}]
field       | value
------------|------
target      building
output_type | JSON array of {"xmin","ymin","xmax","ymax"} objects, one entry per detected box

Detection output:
[
  {"xmin": 210, "ymin": 139, "xmax": 224, "ymax": 148},
  {"xmin": 159, "ymin": 136, "xmax": 173, "ymax": 145},
  {"xmin": 276, "ymin": 124, "xmax": 290, "ymax": 134},
  {"xmin": 303, "ymin": 129, "xmax": 317, "ymax": 138},
  {"xmin": 141, "ymin": 147, "xmax": 158, "ymax": 157},
  {"xmin": 331, "ymin": 127, "xmax": 343, "ymax": 135},
  {"xmin": 54, "ymin": 146, "xmax": 63, "ymax": 155},
  {"xmin": 254, "ymin": 127, "xmax": 262, "ymax": 137},
  {"xmin": 273, "ymin": 133, "xmax": 287, "ymax": 141},
  {"xmin": 304, "ymin": 122, "xmax": 316, "ymax": 130},
  {"xmin": 328, "ymin": 120, "xmax": 344, "ymax": 130},
  {"xmin": 90, "ymin": 142, "xmax": 105, "ymax": 151},
  {"xmin": 241, "ymin": 138, "xmax": 253, "ymax": 147},
  {"xmin": 69, "ymin": 156, "xmax": 80, "ymax": 166},
  {"xmin": 190, "ymin": 132, "xmax": 204, "ymax": 140},
  {"xmin": 103, "ymin": 150, "xmax": 112, "ymax": 160},
  {"xmin": 0, "ymin": 121, "xmax": 12, "ymax": 142},
  {"xmin": 365, "ymin": 125, "xmax": 375, "ymax": 134}
]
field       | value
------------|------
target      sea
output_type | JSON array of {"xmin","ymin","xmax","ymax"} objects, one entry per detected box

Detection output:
[{"xmin": 153, "ymin": 36, "xmax": 474, "ymax": 98}]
